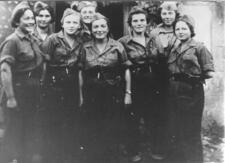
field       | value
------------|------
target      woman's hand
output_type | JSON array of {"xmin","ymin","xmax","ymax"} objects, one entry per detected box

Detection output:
[{"xmin": 7, "ymin": 97, "xmax": 18, "ymax": 110}]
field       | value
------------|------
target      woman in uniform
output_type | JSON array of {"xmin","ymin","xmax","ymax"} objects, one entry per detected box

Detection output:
[
  {"xmin": 118, "ymin": 6, "xmax": 153, "ymax": 162},
  {"xmin": 0, "ymin": 2, "xmax": 44, "ymax": 163},
  {"xmin": 41, "ymin": 8, "xmax": 83, "ymax": 163},
  {"xmin": 147, "ymin": 2, "xmax": 180, "ymax": 159},
  {"xmin": 72, "ymin": 1, "xmax": 97, "ymax": 42},
  {"xmin": 78, "ymin": 13, "xmax": 132, "ymax": 162},
  {"xmin": 33, "ymin": 1, "xmax": 54, "ymax": 44},
  {"xmin": 166, "ymin": 15, "xmax": 214, "ymax": 163}
]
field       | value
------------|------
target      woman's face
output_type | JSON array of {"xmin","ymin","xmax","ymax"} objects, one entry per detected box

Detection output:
[
  {"xmin": 36, "ymin": 9, "xmax": 52, "ymax": 29},
  {"xmin": 92, "ymin": 18, "xmax": 109, "ymax": 40},
  {"xmin": 62, "ymin": 14, "xmax": 81, "ymax": 35},
  {"xmin": 131, "ymin": 13, "xmax": 147, "ymax": 34},
  {"xmin": 175, "ymin": 21, "xmax": 191, "ymax": 42},
  {"xmin": 18, "ymin": 9, "xmax": 35, "ymax": 33},
  {"xmin": 80, "ymin": 6, "xmax": 96, "ymax": 24},
  {"xmin": 161, "ymin": 9, "xmax": 176, "ymax": 26}
]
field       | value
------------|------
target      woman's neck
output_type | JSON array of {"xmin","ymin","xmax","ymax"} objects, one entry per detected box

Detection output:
[
  {"xmin": 94, "ymin": 37, "xmax": 108, "ymax": 53},
  {"xmin": 36, "ymin": 26, "xmax": 49, "ymax": 40},
  {"xmin": 37, "ymin": 26, "xmax": 49, "ymax": 34},
  {"xmin": 132, "ymin": 31, "xmax": 145, "ymax": 38},
  {"xmin": 95, "ymin": 37, "xmax": 108, "ymax": 45},
  {"xmin": 64, "ymin": 31, "xmax": 75, "ymax": 48},
  {"xmin": 132, "ymin": 31, "xmax": 146, "ymax": 47},
  {"xmin": 18, "ymin": 27, "xmax": 29, "ymax": 35},
  {"xmin": 163, "ymin": 25, "xmax": 173, "ymax": 31},
  {"xmin": 180, "ymin": 38, "xmax": 192, "ymax": 44}
]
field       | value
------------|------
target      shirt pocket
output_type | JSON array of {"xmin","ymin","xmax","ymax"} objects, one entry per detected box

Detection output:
[
  {"xmin": 180, "ymin": 49, "xmax": 201, "ymax": 75},
  {"xmin": 100, "ymin": 49, "xmax": 118, "ymax": 66},
  {"xmin": 54, "ymin": 47, "xmax": 69, "ymax": 63},
  {"xmin": 17, "ymin": 48, "xmax": 35, "ymax": 62}
]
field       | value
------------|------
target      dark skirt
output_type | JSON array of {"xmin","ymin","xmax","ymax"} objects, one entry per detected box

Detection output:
[
  {"xmin": 124, "ymin": 67, "xmax": 156, "ymax": 156},
  {"xmin": 1, "ymin": 67, "xmax": 43, "ymax": 163},
  {"xmin": 166, "ymin": 79, "xmax": 204, "ymax": 163},
  {"xmin": 80, "ymin": 76, "xmax": 125, "ymax": 163},
  {"xmin": 39, "ymin": 67, "xmax": 80, "ymax": 163}
]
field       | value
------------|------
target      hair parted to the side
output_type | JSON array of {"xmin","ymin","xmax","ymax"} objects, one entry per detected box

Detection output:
[
  {"xmin": 127, "ymin": 6, "xmax": 149, "ymax": 27},
  {"xmin": 33, "ymin": 1, "xmax": 55, "ymax": 23}
]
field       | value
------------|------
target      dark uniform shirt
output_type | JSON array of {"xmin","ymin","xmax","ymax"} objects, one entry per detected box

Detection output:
[
  {"xmin": 42, "ymin": 31, "xmax": 83, "ymax": 67},
  {"xmin": 80, "ymin": 38, "xmax": 131, "ymax": 71},
  {"xmin": 32, "ymin": 26, "xmax": 52, "ymax": 45},
  {"xmin": 0, "ymin": 28, "xmax": 43, "ymax": 72},
  {"xmin": 167, "ymin": 38, "xmax": 214, "ymax": 77},
  {"xmin": 118, "ymin": 33, "xmax": 151, "ymax": 66},
  {"xmin": 147, "ymin": 24, "xmax": 176, "ymax": 63},
  {"xmin": 150, "ymin": 23, "xmax": 174, "ymax": 49},
  {"xmin": 77, "ymin": 24, "xmax": 92, "ymax": 43}
]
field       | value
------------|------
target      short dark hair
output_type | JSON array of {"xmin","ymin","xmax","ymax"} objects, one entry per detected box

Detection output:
[
  {"xmin": 127, "ymin": 6, "xmax": 148, "ymax": 27},
  {"xmin": 173, "ymin": 20, "xmax": 196, "ymax": 38},
  {"xmin": 11, "ymin": 7, "xmax": 32, "ymax": 28}
]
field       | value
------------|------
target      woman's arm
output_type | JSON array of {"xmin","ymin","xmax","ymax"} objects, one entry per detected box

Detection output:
[
  {"xmin": 124, "ymin": 68, "xmax": 132, "ymax": 105},
  {"xmin": 1, "ymin": 62, "xmax": 17, "ymax": 108},
  {"xmin": 78, "ymin": 70, "xmax": 84, "ymax": 107},
  {"xmin": 197, "ymin": 43, "xmax": 215, "ymax": 79}
]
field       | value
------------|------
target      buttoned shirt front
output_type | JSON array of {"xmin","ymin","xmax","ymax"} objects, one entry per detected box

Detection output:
[
  {"xmin": 32, "ymin": 26, "xmax": 52, "ymax": 45},
  {"xmin": 118, "ymin": 33, "xmax": 151, "ymax": 66},
  {"xmin": 42, "ymin": 31, "xmax": 83, "ymax": 67},
  {"xmin": 80, "ymin": 38, "xmax": 131, "ymax": 71},
  {"xmin": 150, "ymin": 23, "xmax": 174, "ymax": 49},
  {"xmin": 168, "ymin": 38, "xmax": 214, "ymax": 77},
  {"xmin": 0, "ymin": 28, "xmax": 43, "ymax": 72}
]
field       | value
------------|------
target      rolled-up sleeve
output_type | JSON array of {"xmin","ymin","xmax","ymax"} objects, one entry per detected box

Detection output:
[
  {"xmin": 0, "ymin": 38, "xmax": 17, "ymax": 65},
  {"xmin": 197, "ymin": 44, "xmax": 214, "ymax": 73}
]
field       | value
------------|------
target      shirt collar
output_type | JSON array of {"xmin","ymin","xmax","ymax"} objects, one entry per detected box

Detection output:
[
  {"xmin": 15, "ymin": 28, "xmax": 30, "ymax": 40},
  {"xmin": 33, "ymin": 26, "xmax": 52, "ymax": 38},
  {"xmin": 125, "ymin": 32, "xmax": 150, "ymax": 45},
  {"xmin": 57, "ymin": 30, "xmax": 82, "ymax": 42},
  {"xmin": 57, "ymin": 30, "xmax": 83, "ymax": 49},
  {"xmin": 172, "ymin": 38, "xmax": 198, "ymax": 54},
  {"xmin": 157, "ymin": 23, "xmax": 174, "ymax": 34},
  {"xmin": 84, "ymin": 37, "xmax": 117, "ymax": 54}
]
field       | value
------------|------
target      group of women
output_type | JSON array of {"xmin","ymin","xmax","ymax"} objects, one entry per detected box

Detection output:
[{"xmin": 0, "ymin": 1, "xmax": 214, "ymax": 163}]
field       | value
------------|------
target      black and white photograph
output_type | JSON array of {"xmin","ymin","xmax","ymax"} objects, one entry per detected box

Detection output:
[{"xmin": 0, "ymin": 0, "xmax": 223, "ymax": 163}]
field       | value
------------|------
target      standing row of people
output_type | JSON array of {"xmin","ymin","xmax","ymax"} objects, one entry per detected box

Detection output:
[{"xmin": 0, "ymin": 1, "xmax": 214, "ymax": 163}]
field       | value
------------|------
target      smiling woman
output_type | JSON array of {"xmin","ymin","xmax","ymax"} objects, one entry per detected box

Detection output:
[
  {"xmin": 0, "ymin": 2, "xmax": 45, "ymax": 163},
  {"xmin": 78, "ymin": 12, "xmax": 132, "ymax": 162},
  {"xmin": 40, "ymin": 8, "xmax": 83, "ymax": 163}
]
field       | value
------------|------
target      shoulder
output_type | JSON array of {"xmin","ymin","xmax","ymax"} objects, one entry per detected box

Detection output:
[
  {"xmin": 5, "ymin": 32, "xmax": 20, "ymax": 43},
  {"xmin": 0, "ymin": 33, "xmax": 19, "ymax": 50},
  {"xmin": 110, "ymin": 38, "xmax": 125, "ymax": 51},
  {"xmin": 118, "ymin": 35, "xmax": 130, "ymax": 44},
  {"xmin": 47, "ymin": 32, "xmax": 60, "ymax": 41},
  {"xmin": 151, "ymin": 24, "xmax": 162, "ymax": 34}
]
